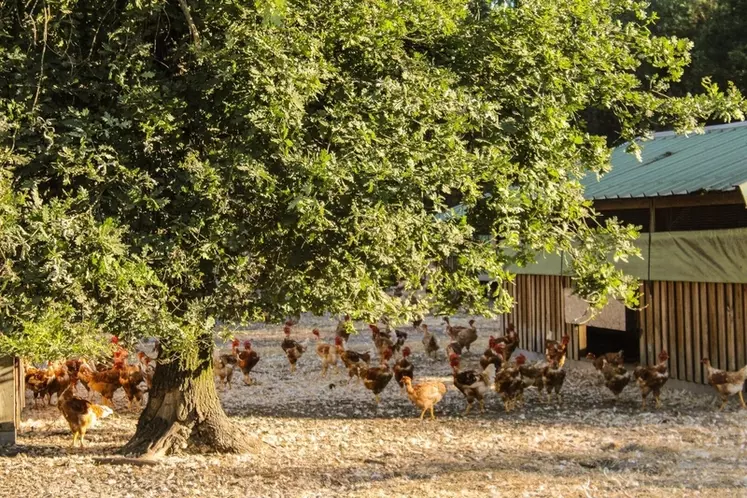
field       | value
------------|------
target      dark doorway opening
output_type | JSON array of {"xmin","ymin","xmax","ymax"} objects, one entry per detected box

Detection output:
[{"xmin": 586, "ymin": 308, "xmax": 640, "ymax": 363}]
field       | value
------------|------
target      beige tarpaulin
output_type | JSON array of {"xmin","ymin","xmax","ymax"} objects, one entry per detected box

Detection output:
[{"xmin": 506, "ymin": 227, "xmax": 747, "ymax": 283}]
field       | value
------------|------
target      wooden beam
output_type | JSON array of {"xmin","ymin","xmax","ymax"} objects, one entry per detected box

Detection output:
[{"xmin": 593, "ymin": 190, "xmax": 745, "ymax": 211}]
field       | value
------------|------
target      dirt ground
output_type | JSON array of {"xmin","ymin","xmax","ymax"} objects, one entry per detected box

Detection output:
[{"xmin": 2, "ymin": 315, "xmax": 746, "ymax": 497}]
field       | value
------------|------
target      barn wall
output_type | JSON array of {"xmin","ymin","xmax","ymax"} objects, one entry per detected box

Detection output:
[
  {"xmin": 499, "ymin": 275, "xmax": 747, "ymax": 385},
  {"xmin": 0, "ymin": 357, "xmax": 22, "ymax": 445},
  {"xmin": 498, "ymin": 275, "xmax": 578, "ymax": 361},
  {"xmin": 638, "ymin": 281, "xmax": 747, "ymax": 384}
]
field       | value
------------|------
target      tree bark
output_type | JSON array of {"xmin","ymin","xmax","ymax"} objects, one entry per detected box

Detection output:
[{"xmin": 120, "ymin": 334, "xmax": 254, "ymax": 457}]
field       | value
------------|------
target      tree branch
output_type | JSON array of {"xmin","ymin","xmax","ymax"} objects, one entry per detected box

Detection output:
[{"xmin": 176, "ymin": 0, "xmax": 200, "ymax": 48}]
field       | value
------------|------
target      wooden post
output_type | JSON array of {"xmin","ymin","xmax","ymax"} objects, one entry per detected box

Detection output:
[
  {"xmin": 0, "ymin": 356, "xmax": 18, "ymax": 445},
  {"xmin": 577, "ymin": 324, "xmax": 587, "ymax": 356}
]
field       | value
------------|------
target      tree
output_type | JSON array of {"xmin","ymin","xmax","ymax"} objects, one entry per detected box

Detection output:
[
  {"xmin": 650, "ymin": 0, "xmax": 747, "ymax": 94},
  {"xmin": 1, "ymin": 0, "xmax": 743, "ymax": 457}
]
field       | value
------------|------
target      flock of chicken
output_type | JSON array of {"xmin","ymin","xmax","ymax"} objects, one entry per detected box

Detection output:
[
  {"xmin": 23, "ymin": 337, "xmax": 156, "ymax": 446},
  {"xmin": 213, "ymin": 316, "xmax": 747, "ymax": 418},
  {"xmin": 23, "ymin": 316, "xmax": 747, "ymax": 446}
]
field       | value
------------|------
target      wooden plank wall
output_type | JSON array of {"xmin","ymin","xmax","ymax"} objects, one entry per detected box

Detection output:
[
  {"xmin": 498, "ymin": 275, "xmax": 578, "ymax": 361},
  {"xmin": 0, "ymin": 356, "xmax": 20, "ymax": 445},
  {"xmin": 638, "ymin": 281, "xmax": 747, "ymax": 384},
  {"xmin": 500, "ymin": 276, "xmax": 747, "ymax": 385}
]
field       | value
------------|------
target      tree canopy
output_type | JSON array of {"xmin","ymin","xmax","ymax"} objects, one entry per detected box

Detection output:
[
  {"xmin": 1, "ymin": 0, "xmax": 745, "ymax": 363},
  {"xmin": 650, "ymin": 0, "xmax": 747, "ymax": 95}
]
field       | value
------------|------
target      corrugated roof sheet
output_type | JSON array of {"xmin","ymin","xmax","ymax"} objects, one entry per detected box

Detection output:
[{"xmin": 582, "ymin": 121, "xmax": 747, "ymax": 200}]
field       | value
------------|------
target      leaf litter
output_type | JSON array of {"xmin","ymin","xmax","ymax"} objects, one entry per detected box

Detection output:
[{"xmin": 1, "ymin": 315, "xmax": 745, "ymax": 497}]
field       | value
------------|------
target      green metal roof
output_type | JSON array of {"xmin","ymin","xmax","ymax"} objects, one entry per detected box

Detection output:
[{"xmin": 582, "ymin": 121, "xmax": 747, "ymax": 200}]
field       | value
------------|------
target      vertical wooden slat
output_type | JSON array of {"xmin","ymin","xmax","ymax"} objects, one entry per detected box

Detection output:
[
  {"xmin": 676, "ymin": 282, "xmax": 686, "ymax": 381},
  {"xmin": 717, "ymin": 283, "xmax": 727, "ymax": 370},
  {"xmin": 645, "ymin": 282, "xmax": 655, "ymax": 365},
  {"xmin": 726, "ymin": 284, "xmax": 736, "ymax": 372},
  {"xmin": 667, "ymin": 282, "xmax": 678, "ymax": 379},
  {"xmin": 700, "ymin": 283, "xmax": 710, "ymax": 381},
  {"xmin": 654, "ymin": 282, "xmax": 662, "ymax": 362},
  {"xmin": 736, "ymin": 284, "xmax": 745, "ymax": 370},
  {"xmin": 540, "ymin": 275, "xmax": 546, "ymax": 352},
  {"xmin": 545, "ymin": 275, "xmax": 552, "ymax": 347},
  {"xmin": 683, "ymin": 282, "xmax": 693, "ymax": 382},
  {"xmin": 523, "ymin": 275, "xmax": 530, "ymax": 351},
  {"xmin": 535, "ymin": 275, "xmax": 541, "ymax": 353},
  {"xmin": 550, "ymin": 276, "xmax": 558, "ymax": 341},
  {"xmin": 692, "ymin": 283, "xmax": 702, "ymax": 384},
  {"xmin": 708, "ymin": 283, "xmax": 718, "ymax": 368},
  {"xmin": 639, "ymin": 282, "xmax": 647, "ymax": 366},
  {"xmin": 534, "ymin": 275, "xmax": 547, "ymax": 352}
]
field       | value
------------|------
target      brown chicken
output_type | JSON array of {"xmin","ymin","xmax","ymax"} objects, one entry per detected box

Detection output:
[
  {"xmin": 57, "ymin": 387, "xmax": 113, "ymax": 447},
  {"xmin": 455, "ymin": 319, "xmax": 478, "ymax": 353},
  {"xmin": 137, "ymin": 352, "xmax": 156, "ymax": 390},
  {"xmin": 25, "ymin": 366, "xmax": 52, "ymax": 407},
  {"xmin": 214, "ymin": 353, "xmax": 235, "ymax": 389},
  {"xmin": 422, "ymin": 324, "xmax": 439, "ymax": 359},
  {"xmin": 335, "ymin": 336, "xmax": 371, "ymax": 382},
  {"xmin": 213, "ymin": 339, "xmax": 239, "ymax": 389},
  {"xmin": 369, "ymin": 324, "xmax": 394, "ymax": 358},
  {"xmin": 361, "ymin": 349, "xmax": 394, "ymax": 404},
  {"xmin": 545, "ymin": 334, "xmax": 570, "ymax": 367},
  {"xmin": 402, "ymin": 376, "xmax": 447, "ymax": 420},
  {"xmin": 479, "ymin": 342, "xmax": 506, "ymax": 373},
  {"xmin": 494, "ymin": 323, "xmax": 519, "ymax": 360},
  {"xmin": 393, "ymin": 346, "xmax": 414, "ymax": 391},
  {"xmin": 443, "ymin": 316, "xmax": 458, "ymax": 341},
  {"xmin": 587, "ymin": 350, "xmax": 624, "ymax": 371},
  {"xmin": 446, "ymin": 340, "xmax": 463, "ymax": 359},
  {"xmin": 78, "ymin": 364, "xmax": 121, "ymax": 407},
  {"xmin": 43, "ymin": 361, "xmax": 72, "ymax": 405},
  {"xmin": 633, "ymin": 350, "xmax": 670, "ymax": 409},
  {"xmin": 281, "ymin": 325, "xmax": 306, "ymax": 373},
  {"xmin": 238, "ymin": 341, "xmax": 261, "ymax": 385},
  {"xmin": 118, "ymin": 364, "xmax": 144, "ymax": 410},
  {"xmin": 65, "ymin": 359, "xmax": 85, "ymax": 392},
  {"xmin": 601, "ymin": 358, "xmax": 631, "ymax": 400},
  {"xmin": 518, "ymin": 359, "xmax": 546, "ymax": 400},
  {"xmin": 312, "ymin": 329, "xmax": 338, "ymax": 377},
  {"xmin": 392, "ymin": 327, "xmax": 408, "ymax": 358},
  {"xmin": 541, "ymin": 359, "xmax": 566, "ymax": 402},
  {"xmin": 450, "ymin": 354, "xmax": 490, "ymax": 415},
  {"xmin": 701, "ymin": 358, "xmax": 747, "ymax": 410},
  {"xmin": 495, "ymin": 354, "xmax": 526, "ymax": 412}
]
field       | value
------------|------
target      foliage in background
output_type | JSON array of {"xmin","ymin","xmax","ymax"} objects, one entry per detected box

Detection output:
[
  {"xmin": 0, "ymin": 0, "xmax": 744, "ymax": 361},
  {"xmin": 650, "ymin": 0, "xmax": 747, "ymax": 96}
]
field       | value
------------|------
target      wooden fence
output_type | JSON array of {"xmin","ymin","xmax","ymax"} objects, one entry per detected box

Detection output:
[{"xmin": 496, "ymin": 275, "xmax": 747, "ymax": 385}]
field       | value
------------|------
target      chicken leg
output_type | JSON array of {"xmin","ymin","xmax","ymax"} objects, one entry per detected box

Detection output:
[
  {"xmin": 464, "ymin": 402, "xmax": 473, "ymax": 416},
  {"xmin": 479, "ymin": 399, "xmax": 485, "ymax": 413},
  {"xmin": 739, "ymin": 391, "xmax": 746, "ymax": 409},
  {"xmin": 429, "ymin": 406, "xmax": 436, "ymax": 420},
  {"xmin": 419, "ymin": 408, "xmax": 427, "ymax": 420}
]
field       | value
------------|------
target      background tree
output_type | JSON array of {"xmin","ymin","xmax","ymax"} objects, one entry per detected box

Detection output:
[
  {"xmin": 0, "ymin": 0, "xmax": 743, "ymax": 457},
  {"xmin": 650, "ymin": 0, "xmax": 747, "ymax": 95}
]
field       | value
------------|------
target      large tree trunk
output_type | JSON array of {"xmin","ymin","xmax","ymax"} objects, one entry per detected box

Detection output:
[{"xmin": 120, "ymin": 334, "xmax": 254, "ymax": 457}]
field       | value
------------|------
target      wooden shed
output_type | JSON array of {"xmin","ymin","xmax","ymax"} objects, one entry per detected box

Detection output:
[
  {"xmin": 499, "ymin": 121, "xmax": 747, "ymax": 385},
  {"xmin": 0, "ymin": 357, "xmax": 23, "ymax": 445}
]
